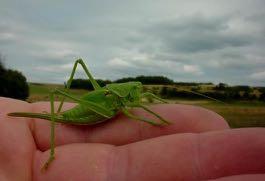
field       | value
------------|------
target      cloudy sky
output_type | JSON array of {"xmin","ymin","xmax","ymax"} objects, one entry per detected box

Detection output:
[{"xmin": 1, "ymin": 0, "xmax": 265, "ymax": 86}]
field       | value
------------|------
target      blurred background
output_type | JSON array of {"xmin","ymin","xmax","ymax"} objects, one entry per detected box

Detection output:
[{"xmin": 1, "ymin": 0, "xmax": 265, "ymax": 127}]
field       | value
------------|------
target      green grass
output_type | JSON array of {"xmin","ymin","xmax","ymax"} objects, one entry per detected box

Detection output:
[
  {"xmin": 28, "ymin": 83, "xmax": 88, "ymax": 102},
  {"xmin": 27, "ymin": 83, "xmax": 265, "ymax": 128},
  {"xmin": 174, "ymin": 100, "xmax": 265, "ymax": 128}
]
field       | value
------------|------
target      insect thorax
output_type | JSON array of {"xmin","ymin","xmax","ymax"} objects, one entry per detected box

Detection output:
[{"xmin": 106, "ymin": 82, "xmax": 142, "ymax": 105}]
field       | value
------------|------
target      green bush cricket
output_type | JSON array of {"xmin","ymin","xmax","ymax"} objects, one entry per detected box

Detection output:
[{"xmin": 8, "ymin": 59, "xmax": 170, "ymax": 171}]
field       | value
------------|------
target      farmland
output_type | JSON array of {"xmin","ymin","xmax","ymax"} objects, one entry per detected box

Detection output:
[{"xmin": 27, "ymin": 83, "xmax": 265, "ymax": 128}]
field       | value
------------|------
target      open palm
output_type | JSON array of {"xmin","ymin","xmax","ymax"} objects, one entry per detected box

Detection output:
[{"xmin": 0, "ymin": 97, "xmax": 264, "ymax": 181}]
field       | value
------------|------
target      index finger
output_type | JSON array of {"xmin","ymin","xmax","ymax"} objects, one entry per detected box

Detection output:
[
  {"xmin": 3, "ymin": 98, "xmax": 229, "ymax": 151},
  {"xmin": 30, "ymin": 101, "xmax": 229, "ymax": 150}
]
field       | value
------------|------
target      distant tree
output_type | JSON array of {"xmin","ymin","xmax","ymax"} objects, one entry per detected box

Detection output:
[
  {"xmin": 0, "ymin": 58, "xmax": 5, "ymax": 74},
  {"xmin": 230, "ymin": 90, "xmax": 241, "ymax": 100},
  {"xmin": 191, "ymin": 86, "xmax": 200, "ymax": 92},
  {"xmin": 0, "ymin": 54, "xmax": 6, "ymax": 74},
  {"xmin": 115, "ymin": 75, "xmax": 174, "ymax": 85},
  {"xmin": 175, "ymin": 82, "xmax": 213, "ymax": 86},
  {"xmin": 215, "ymin": 83, "xmax": 228, "ymax": 90},
  {"xmin": 136, "ymin": 75, "xmax": 174, "ymax": 85},
  {"xmin": 248, "ymin": 94, "xmax": 257, "ymax": 100},
  {"xmin": 168, "ymin": 88, "xmax": 178, "ymax": 98},
  {"xmin": 160, "ymin": 86, "xmax": 168, "ymax": 98},
  {"xmin": 242, "ymin": 91, "xmax": 250, "ymax": 100},
  {"xmin": 96, "ymin": 79, "xmax": 112, "ymax": 86},
  {"xmin": 0, "ymin": 55, "xmax": 6, "ymax": 93},
  {"xmin": 114, "ymin": 77, "xmax": 136, "ymax": 83},
  {"xmin": 257, "ymin": 87, "xmax": 265, "ymax": 93},
  {"xmin": 70, "ymin": 79, "xmax": 111, "ymax": 90},
  {"xmin": 233, "ymin": 85, "xmax": 252, "ymax": 93},
  {"xmin": 0, "ymin": 54, "xmax": 29, "ymax": 100},
  {"xmin": 259, "ymin": 92, "xmax": 265, "ymax": 102},
  {"xmin": 1, "ymin": 69, "xmax": 29, "ymax": 100},
  {"xmin": 70, "ymin": 79, "xmax": 93, "ymax": 90}
]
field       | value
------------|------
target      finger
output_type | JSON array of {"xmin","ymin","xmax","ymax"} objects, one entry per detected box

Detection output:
[
  {"xmin": 0, "ymin": 97, "xmax": 33, "ymax": 129},
  {"xmin": 30, "ymin": 102, "xmax": 229, "ymax": 150},
  {"xmin": 33, "ymin": 128, "xmax": 265, "ymax": 181},
  {"xmin": 0, "ymin": 97, "xmax": 31, "ymax": 115},
  {"xmin": 209, "ymin": 174, "xmax": 265, "ymax": 181},
  {"xmin": 0, "ymin": 97, "xmax": 35, "ymax": 180},
  {"xmin": 113, "ymin": 128, "xmax": 265, "ymax": 180},
  {"xmin": 3, "ymin": 98, "xmax": 229, "ymax": 150}
]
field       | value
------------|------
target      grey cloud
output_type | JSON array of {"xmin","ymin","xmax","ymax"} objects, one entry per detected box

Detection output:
[
  {"xmin": 138, "ymin": 15, "xmax": 252, "ymax": 53},
  {"xmin": 1, "ymin": 0, "xmax": 265, "ymax": 86},
  {"xmin": 114, "ymin": 12, "xmax": 265, "ymax": 85}
]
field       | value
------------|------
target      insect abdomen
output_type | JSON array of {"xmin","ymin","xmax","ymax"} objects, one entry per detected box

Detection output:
[{"xmin": 62, "ymin": 105, "xmax": 108, "ymax": 125}]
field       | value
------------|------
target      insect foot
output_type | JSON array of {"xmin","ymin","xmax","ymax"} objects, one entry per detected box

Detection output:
[{"xmin": 41, "ymin": 155, "xmax": 55, "ymax": 172}]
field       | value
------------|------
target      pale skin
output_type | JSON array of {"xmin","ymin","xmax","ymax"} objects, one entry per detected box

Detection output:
[{"xmin": 1, "ymin": 97, "xmax": 265, "ymax": 181}]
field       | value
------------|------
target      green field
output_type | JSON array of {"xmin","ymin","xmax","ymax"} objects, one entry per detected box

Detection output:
[
  {"xmin": 28, "ymin": 83, "xmax": 88, "ymax": 102},
  {"xmin": 175, "ymin": 100, "xmax": 265, "ymax": 128},
  {"xmin": 28, "ymin": 83, "xmax": 265, "ymax": 128}
]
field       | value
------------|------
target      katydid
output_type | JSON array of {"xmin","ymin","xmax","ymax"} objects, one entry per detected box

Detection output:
[{"xmin": 7, "ymin": 59, "xmax": 170, "ymax": 171}]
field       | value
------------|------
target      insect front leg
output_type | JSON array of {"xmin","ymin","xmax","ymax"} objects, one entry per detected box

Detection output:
[
  {"xmin": 42, "ymin": 91, "xmax": 56, "ymax": 171},
  {"xmin": 57, "ymin": 58, "xmax": 101, "ymax": 113},
  {"xmin": 42, "ymin": 88, "xmax": 115, "ymax": 170}
]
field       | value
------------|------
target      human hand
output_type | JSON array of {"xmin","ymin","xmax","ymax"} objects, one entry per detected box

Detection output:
[{"xmin": 0, "ymin": 97, "xmax": 264, "ymax": 180}]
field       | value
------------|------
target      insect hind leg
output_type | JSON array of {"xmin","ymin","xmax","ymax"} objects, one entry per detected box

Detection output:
[
  {"xmin": 42, "ymin": 88, "xmax": 113, "ymax": 171},
  {"xmin": 57, "ymin": 58, "xmax": 101, "ymax": 113},
  {"xmin": 54, "ymin": 88, "xmax": 113, "ymax": 118}
]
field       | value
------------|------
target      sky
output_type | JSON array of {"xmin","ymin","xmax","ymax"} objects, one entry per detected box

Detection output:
[{"xmin": 1, "ymin": 0, "xmax": 265, "ymax": 86}]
